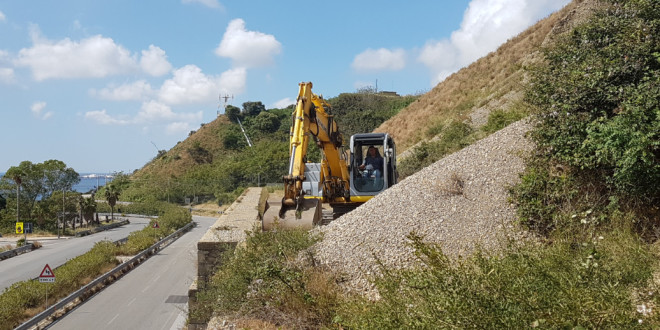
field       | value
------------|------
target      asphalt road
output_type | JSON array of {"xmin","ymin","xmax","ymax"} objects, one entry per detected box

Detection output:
[
  {"xmin": 50, "ymin": 216, "xmax": 217, "ymax": 330},
  {"xmin": 0, "ymin": 216, "xmax": 152, "ymax": 292}
]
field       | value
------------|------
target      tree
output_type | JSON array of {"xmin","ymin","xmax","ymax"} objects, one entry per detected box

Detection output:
[
  {"xmin": 225, "ymin": 105, "xmax": 241, "ymax": 123},
  {"xmin": 252, "ymin": 111, "xmax": 281, "ymax": 133},
  {"xmin": 0, "ymin": 160, "xmax": 80, "ymax": 222},
  {"xmin": 79, "ymin": 195, "xmax": 97, "ymax": 226},
  {"xmin": 104, "ymin": 183, "xmax": 120, "ymax": 220},
  {"xmin": 42, "ymin": 160, "xmax": 79, "ymax": 196},
  {"xmin": 242, "ymin": 101, "xmax": 266, "ymax": 117}
]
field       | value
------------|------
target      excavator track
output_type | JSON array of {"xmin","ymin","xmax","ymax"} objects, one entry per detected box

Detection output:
[{"xmin": 320, "ymin": 209, "xmax": 334, "ymax": 226}]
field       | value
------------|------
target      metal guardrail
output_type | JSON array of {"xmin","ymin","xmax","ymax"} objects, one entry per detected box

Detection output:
[
  {"xmin": 0, "ymin": 243, "xmax": 33, "ymax": 260},
  {"xmin": 15, "ymin": 221, "xmax": 195, "ymax": 330}
]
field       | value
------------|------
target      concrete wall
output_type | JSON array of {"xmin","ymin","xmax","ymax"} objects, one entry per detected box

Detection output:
[{"xmin": 188, "ymin": 187, "xmax": 265, "ymax": 329}]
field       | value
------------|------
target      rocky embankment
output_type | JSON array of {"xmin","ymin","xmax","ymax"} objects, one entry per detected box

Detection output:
[{"xmin": 314, "ymin": 119, "xmax": 535, "ymax": 296}]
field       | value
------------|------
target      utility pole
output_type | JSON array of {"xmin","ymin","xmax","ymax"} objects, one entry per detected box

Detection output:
[{"xmin": 60, "ymin": 188, "xmax": 64, "ymax": 239}]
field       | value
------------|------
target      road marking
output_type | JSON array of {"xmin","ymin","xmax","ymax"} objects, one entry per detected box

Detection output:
[
  {"xmin": 127, "ymin": 297, "xmax": 137, "ymax": 306},
  {"xmin": 108, "ymin": 313, "xmax": 119, "ymax": 325}
]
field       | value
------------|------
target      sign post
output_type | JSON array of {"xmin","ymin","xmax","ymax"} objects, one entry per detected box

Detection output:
[
  {"xmin": 16, "ymin": 222, "xmax": 23, "ymax": 234},
  {"xmin": 39, "ymin": 264, "xmax": 56, "ymax": 307}
]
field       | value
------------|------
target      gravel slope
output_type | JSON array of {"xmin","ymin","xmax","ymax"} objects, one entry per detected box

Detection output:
[{"xmin": 313, "ymin": 119, "xmax": 535, "ymax": 296}]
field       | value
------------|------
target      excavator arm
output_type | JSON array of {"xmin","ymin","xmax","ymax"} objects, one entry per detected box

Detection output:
[
  {"xmin": 282, "ymin": 81, "xmax": 350, "ymax": 211},
  {"xmin": 263, "ymin": 82, "xmax": 350, "ymax": 229}
]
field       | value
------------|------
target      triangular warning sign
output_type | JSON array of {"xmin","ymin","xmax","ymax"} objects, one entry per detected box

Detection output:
[
  {"xmin": 153, "ymin": 222, "xmax": 160, "ymax": 229},
  {"xmin": 40, "ymin": 264, "xmax": 55, "ymax": 278}
]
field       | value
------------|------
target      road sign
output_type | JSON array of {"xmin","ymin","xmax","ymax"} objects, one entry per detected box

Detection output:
[
  {"xmin": 39, "ymin": 264, "xmax": 55, "ymax": 283},
  {"xmin": 15, "ymin": 222, "xmax": 23, "ymax": 234},
  {"xmin": 25, "ymin": 222, "xmax": 33, "ymax": 234},
  {"xmin": 153, "ymin": 222, "xmax": 160, "ymax": 229}
]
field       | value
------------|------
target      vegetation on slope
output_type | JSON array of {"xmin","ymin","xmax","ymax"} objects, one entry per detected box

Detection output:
[
  {"xmin": 119, "ymin": 93, "xmax": 417, "ymax": 205},
  {"xmin": 513, "ymin": 0, "xmax": 660, "ymax": 235}
]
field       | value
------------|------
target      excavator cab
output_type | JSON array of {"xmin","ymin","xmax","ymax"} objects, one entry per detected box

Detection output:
[{"xmin": 349, "ymin": 133, "xmax": 397, "ymax": 200}]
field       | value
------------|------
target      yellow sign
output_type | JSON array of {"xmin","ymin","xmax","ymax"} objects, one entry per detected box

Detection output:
[{"xmin": 16, "ymin": 222, "xmax": 23, "ymax": 234}]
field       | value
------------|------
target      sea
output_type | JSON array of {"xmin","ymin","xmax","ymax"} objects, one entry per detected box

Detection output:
[
  {"xmin": 0, "ymin": 172, "xmax": 113, "ymax": 194},
  {"xmin": 74, "ymin": 173, "xmax": 114, "ymax": 193}
]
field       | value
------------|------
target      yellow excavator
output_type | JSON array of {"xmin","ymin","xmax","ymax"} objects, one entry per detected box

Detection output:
[{"xmin": 262, "ymin": 82, "xmax": 397, "ymax": 230}]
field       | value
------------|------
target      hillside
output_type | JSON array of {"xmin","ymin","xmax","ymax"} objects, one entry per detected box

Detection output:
[
  {"xmin": 377, "ymin": 0, "xmax": 596, "ymax": 153},
  {"xmin": 122, "ymin": 93, "xmax": 416, "ymax": 204},
  {"xmin": 134, "ymin": 115, "xmax": 233, "ymax": 180}
]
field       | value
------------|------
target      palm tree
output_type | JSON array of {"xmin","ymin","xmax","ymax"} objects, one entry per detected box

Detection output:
[
  {"xmin": 104, "ymin": 183, "xmax": 120, "ymax": 221},
  {"xmin": 79, "ymin": 195, "xmax": 97, "ymax": 226}
]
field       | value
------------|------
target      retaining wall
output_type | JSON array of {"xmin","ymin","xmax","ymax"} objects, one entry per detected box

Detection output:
[{"xmin": 188, "ymin": 187, "xmax": 266, "ymax": 329}]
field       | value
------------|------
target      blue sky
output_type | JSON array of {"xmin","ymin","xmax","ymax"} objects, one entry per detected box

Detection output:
[{"xmin": 0, "ymin": 0, "xmax": 569, "ymax": 173}]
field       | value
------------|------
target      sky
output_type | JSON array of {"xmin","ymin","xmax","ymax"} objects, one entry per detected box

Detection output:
[{"xmin": 0, "ymin": 0, "xmax": 570, "ymax": 173}]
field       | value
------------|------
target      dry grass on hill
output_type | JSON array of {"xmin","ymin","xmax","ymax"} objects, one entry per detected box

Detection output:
[
  {"xmin": 375, "ymin": 1, "xmax": 589, "ymax": 153},
  {"xmin": 133, "ymin": 115, "xmax": 232, "ymax": 179}
]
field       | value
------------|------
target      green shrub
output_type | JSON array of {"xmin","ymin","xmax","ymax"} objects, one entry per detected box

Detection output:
[
  {"xmin": 482, "ymin": 108, "xmax": 528, "ymax": 134},
  {"xmin": 399, "ymin": 121, "xmax": 475, "ymax": 178},
  {"xmin": 118, "ymin": 230, "xmax": 156, "ymax": 255},
  {"xmin": 338, "ymin": 231, "xmax": 656, "ymax": 329},
  {"xmin": 526, "ymin": 0, "xmax": 660, "ymax": 201},
  {"xmin": 193, "ymin": 228, "xmax": 338, "ymax": 328}
]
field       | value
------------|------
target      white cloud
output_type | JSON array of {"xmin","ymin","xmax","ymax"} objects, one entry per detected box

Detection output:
[
  {"xmin": 215, "ymin": 19, "xmax": 282, "ymax": 68},
  {"xmin": 158, "ymin": 65, "xmax": 224, "ymax": 105},
  {"xmin": 166, "ymin": 122, "xmax": 192, "ymax": 135},
  {"xmin": 217, "ymin": 67, "xmax": 246, "ymax": 96},
  {"xmin": 30, "ymin": 101, "xmax": 53, "ymax": 120},
  {"xmin": 140, "ymin": 45, "xmax": 172, "ymax": 76},
  {"xmin": 272, "ymin": 97, "xmax": 295, "ymax": 109},
  {"xmin": 84, "ymin": 109, "xmax": 130, "ymax": 125},
  {"xmin": 91, "ymin": 80, "xmax": 154, "ymax": 101},
  {"xmin": 0, "ymin": 11, "xmax": 6, "ymax": 22},
  {"xmin": 136, "ymin": 100, "xmax": 202, "ymax": 123},
  {"xmin": 418, "ymin": 0, "xmax": 570, "ymax": 85},
  {"xmin": 352, "ymin": 48, "xmax": 406, "ymax": 72},
  {"xmin": 0, "ymin": 67, "xmax": 14, "ymax": 84},
  {"xmin": 84, "ymin": 101, "xmax": 201, "ymax": 126},
  {"xmin": 15, "ymin": 34, "xmax": 139, "ymax": 81},
  {"xmin": 181, "ymin": 0, "xmax": 223, "ymax": 9},
  {"xmin": 14, "ymin": 29, "xmax": 174, "ymax": 81}
]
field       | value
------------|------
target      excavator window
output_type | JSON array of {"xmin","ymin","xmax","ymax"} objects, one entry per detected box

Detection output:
[{"xmin": 353, "ymin": 144, "xmax": 385, "ymax": 193}]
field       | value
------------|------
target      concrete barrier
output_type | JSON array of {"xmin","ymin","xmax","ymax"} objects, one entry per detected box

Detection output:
[
  {"xmin": 187, "ymin": 187, "xmax": 264, "ymax": 330},
  {"xmin": 75, "ymin": 219, "xmax": 130, "ymax": 237},
  {"xmin": 0, "ymin": 243, "xmax": 33, "ymax": 261}
]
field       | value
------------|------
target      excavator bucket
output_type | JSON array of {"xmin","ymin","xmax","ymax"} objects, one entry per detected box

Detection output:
[{"xmin": 262, "ymin": 197, "xmax": 321, "ymax": 230}]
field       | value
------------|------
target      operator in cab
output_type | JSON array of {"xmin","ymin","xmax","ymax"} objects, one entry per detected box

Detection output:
[{"xmin": 359, "ymin": 146, "xmax": 384, "ymax": 178}]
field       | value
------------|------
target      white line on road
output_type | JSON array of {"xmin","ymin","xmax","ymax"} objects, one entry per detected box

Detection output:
[
  {"xmin": 108, "ymin": 313, "xmax": 119, "ymax": 325},
  {"xmin": 127, "ymin": 297, "xmax": 137, "ymax": 306}
]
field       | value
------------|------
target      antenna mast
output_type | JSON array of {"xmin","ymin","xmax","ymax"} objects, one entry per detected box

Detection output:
[{"xmin": 218, "ymin": 94, "xmax": 234, "ymax": 116}]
